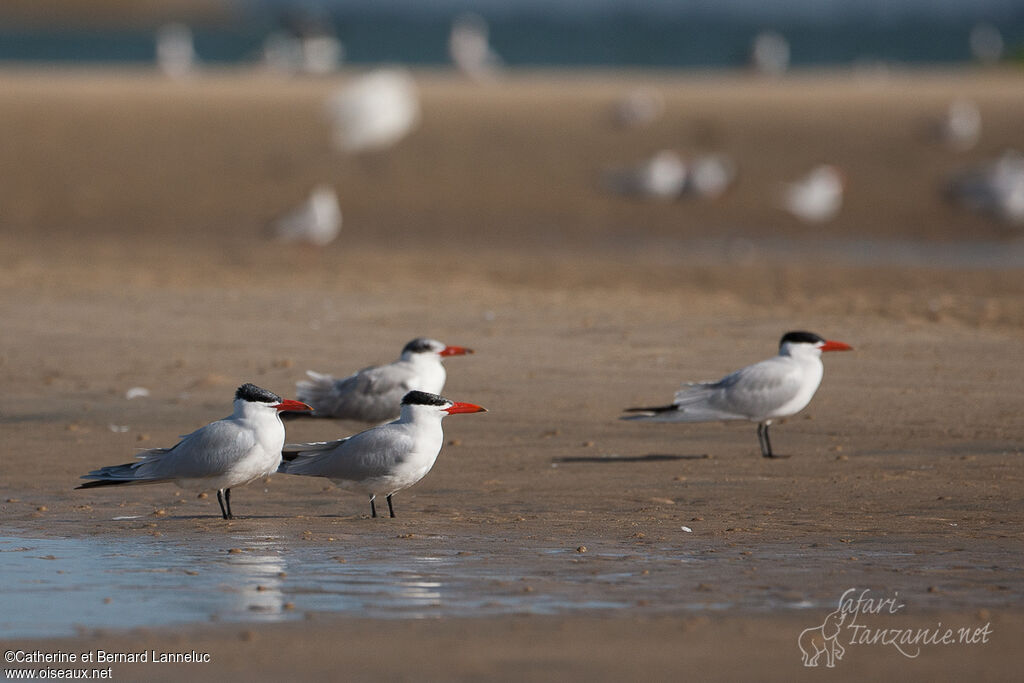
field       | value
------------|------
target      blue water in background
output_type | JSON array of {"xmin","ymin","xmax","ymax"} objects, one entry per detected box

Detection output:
[{"xmin": 0, "ymin": 0, "xmax": 1022, "ymax": 68}]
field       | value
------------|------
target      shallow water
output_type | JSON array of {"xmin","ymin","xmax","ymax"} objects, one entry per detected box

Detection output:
[{"xmin": 0, "ymin": 533, "xmax": 1017, "ymax": 638}]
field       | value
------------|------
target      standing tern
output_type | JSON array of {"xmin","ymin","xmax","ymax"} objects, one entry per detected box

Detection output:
[
  {"xmin": 448, "ymin": 13, "xmax": 503, "ymax": 82},
  {"xmin": 278, "ymin": 390, "xmax": 487, "ymax": 518},
  {"xmin": 623, "ymin": 331, "xmax": 852, "ymax": 458},
  {"xmin": 271, "ymin": 184, "xmax": 341, "ymax": 246},
  {"xmin": 293, "ymin": 337, "xmax": 474, "ymax": 422},
  {"xmin": 325, "ymin": 68, "xmax": 420, "ymax": 154},
  {"xmin": 781, "ymin": 165, "xmax": 845, "ymax": 223},
  {"xmin": 945, "ymin": 150, "xmax": 1024, "ymax": 225},
  {"xmin": 601, "ymin": 150, "xmax": 688, "ymax": 200},
  {"xmin": 77, "ymin": 384, "xmax": 311, "ymax": 519}
]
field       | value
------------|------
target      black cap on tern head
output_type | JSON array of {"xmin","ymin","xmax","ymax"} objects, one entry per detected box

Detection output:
[
  {"xmin": 779, "ymin": 331, "xmax": 825, "ymax": 347},
  {"xmin": 401, "ymin": 390, "xmax": 449, "ymax": 407},
  {"xmin": 402, "ymin": 338, "xmax": 442, "ymax": 354},
  {"xmin": 235, "ymin": 383, "xmax": 282, "ymax": 404}
]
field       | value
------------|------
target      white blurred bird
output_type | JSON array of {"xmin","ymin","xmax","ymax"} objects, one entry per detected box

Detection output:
[
  {"xmin": 602, "ymin": 150, "xmax": 688, "ymax": 200},
  {"xmin": 938, "ymin": 99, "xmax": 982, "ymax": 151},
  {"xmin": 279, "ymin": 390, "xmax": 487, "ymax": 517},
  {"xmin": 970, "ymin": 23, "xmax": 1004, "ymax": 64},
  {"xmin": 782, "ymin": 164, "xmax": 844, "ymax": 223},
  {"xmin": 77, "ymin": 384, "xmax": 312, "ymax": 519},
  {"xmin": 683, "ymin": 154, "xmax": 738, "ymax": 200},
  {"xmin": 750, "ymin": 30, "xmax": 790, "ymax": 76},
  {"xmin": 449, "ymin": 13, "xmax": 503, "ymax": 81},
  {"xmin": 293, "ymin": 338, "xmax": 474, "ymax": 423},
  {"xmin": 271, "ymin": 185, "xmax": 341, "ymax": 246},
  {"xmin": 623, "ymin": 331, "xmax": 852, "ymax": 459},
  {"xmin": 263, "ymin": 9, "xmax": 344, "ymax": 75},
  {"xmin": 155, "ymin": 23, "xmax": 196, "ymax": 79},
  {"xmin": 264, "ymin": 32, "xmax": 344, "ymax": 75},
  {"xmin": 946, "ymin": 150, "xmax": 1024, "ymax": 225},
  {"xmin": 325, "ymin": 68, "xmax": 421, "ymax": 153},
  {"xmin": 610, "ymin": 88, "xmax": 665, "ymax": 128}
]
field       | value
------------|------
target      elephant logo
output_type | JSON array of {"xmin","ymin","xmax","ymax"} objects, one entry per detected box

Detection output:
[{"xmin": 798, "ymin": 609, "xmax": 847, "ymax": 667}]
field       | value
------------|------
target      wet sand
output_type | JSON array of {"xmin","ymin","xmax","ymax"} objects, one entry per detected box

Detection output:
[{"xmin": 0, "ymin": 67, "xmax": 1022, "ymax": 680}]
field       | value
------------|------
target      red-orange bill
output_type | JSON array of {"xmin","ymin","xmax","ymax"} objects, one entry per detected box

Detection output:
[
  {"xmin": 445, "ymin": 401, "xmax": 487, "ymax": 415},
  {"xmin": 821, "ymin": 340, "xmax": 853, "ymax": 352},
  {"xmin": 276, "ymin": 399, "xmax": 313, "ymax": 412},
  {"xmin": 440, "ymin": 346, "xmax": 474, "ymax": 357}
]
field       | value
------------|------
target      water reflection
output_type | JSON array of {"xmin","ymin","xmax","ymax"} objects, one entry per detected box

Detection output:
[{"xmin": 0, "ymin": 535, "xmax": 1014, "ymax": 639}]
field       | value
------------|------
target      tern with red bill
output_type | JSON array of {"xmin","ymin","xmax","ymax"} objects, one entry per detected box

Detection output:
[
  {"xmin": 77, "ymin": 384, "xmax": 312, "ymax": 519},
  {"xmin": 293, "ymin": 337, "xmax": 474, "ymax": 423},
  {"xmin": 782, "ymin": 164, "xmax": 844, "ymax": 223},
  {"xmin": 623, "ymin": 331, "xmax": 852, "ymax": 458},
  {"xmin": 278, "ymin": 390, "xmax": 486, "ymax": 518}
]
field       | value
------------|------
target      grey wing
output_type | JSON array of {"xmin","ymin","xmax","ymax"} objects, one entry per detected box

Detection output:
[
  {"xmin": 280, "ymin": 427, "xmax": 414, "ymax": 482},
  {"xmin": 136, "ymin": 420, "xmax": 256, "ymax": 480},
  {"xmin": 701, "ymin": 358, "xmax": 804, "ymax": 419},
  {"xmin": 325, "ymin": 364, "xmax": 415, "ymax": 422},
  {"xmin": 280, "ymin": 437, "xmax": 350, "ymax": 465}
]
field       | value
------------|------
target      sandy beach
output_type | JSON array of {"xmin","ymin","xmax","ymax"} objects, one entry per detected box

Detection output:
[{"xmin": 0, "ymin": 66, "xmax": 1022, "ymax": 680}]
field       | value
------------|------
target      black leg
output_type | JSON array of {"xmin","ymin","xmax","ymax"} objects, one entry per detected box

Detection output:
[
  {"xmin": 216, "ymin": 489, "xmax": 229, "ymax": 520},
  {"xmin": 386, "ymin": 494, "xmax": 395, "ymax": 518},
  {"xmin": 370, "ymin": 494, "xmax": 377, "ymax": 518},
  {"xmin": 757, "ymin": 422, "xmax": 772, "ymax": 458},
  {"xmin": 758, "ymin": 422, "xmax": 789, "ymax": 458},
  {"xmin": 225, "ymin": 488, "xmax": 233, "ymax": 519}
]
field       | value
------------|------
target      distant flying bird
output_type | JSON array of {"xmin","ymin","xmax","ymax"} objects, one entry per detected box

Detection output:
[
  {"xmin": 294, "ymin": 338, "xmax": 474, "ymax": 422},
  {"xmin": 155, "ymin": 23, "xmax": 196, "ymax": 79},
  {"xmin": 325, "ymin": 68, "xmax": 421, "ymax": 153},
  {"xmin": 782, "ymin": 165, "xmax": 845, "ymax": 223},
  {"xmin": 602, "ymin": 150, "xmax": 688, "ymax": 200},
  {"xmin": 449, "ymin": 13, "xmax": 503, "ymax": 81},
  {"xmin": 77, "ymin": 384, "xmax": 311, "ymax": 519},
  {"xmin": 623, "ymin": 331, "xmax": 852, "ymax": 459},
  {"xmin": 271, "ymin": 184, "xmax": 341, "ymax": 246},
  {"xmin": 945, "ymin": 150, "xmax": 1024, "ymax": 225},
  {"xmin": 279, "ymin": 391, "xmax": 487, "ymax": 517}
]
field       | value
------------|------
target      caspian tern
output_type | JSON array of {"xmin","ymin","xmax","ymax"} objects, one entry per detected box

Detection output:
[
  {"xmin": 937, "ymin": 99, "xmax": 981, "ymax": 152},
  {"xmin": 683, "ymin": 154, "xmax": 738, "ymax": 200},
  {"xmin": 77, "ymin": 384, "xmax": 311, "ymax": 519},
  {"xmin": 262, "ymin": 11, "xmax": 344, "ymax": 76},
  {"xmin": 278, "ymin": 390, "xmax": 487, "ymax": 517},
  {"xmin": 750, "ymin": 30, "xmax": 790, "ymax": 76},
  {"xmin": 970, "ymin": 22, "xmax": 1004, "ymax": 64},
  {"xmin": 449, "ymin": 13, "xmax": 503, "ymax": 81},
  {"xmin": 602, "ymin": 150, "xmax": 688, "ymax": 200},
  {"xmin": 271, "ymin": 184, "xmax": 341, "ymax": 246},
  {"xmin": 325, "ymin": 68, "xmax": 420, "ymax": 154},
  {"xmin": 155, "ymin": 23, "xmax": 197, "ymax": 79},
  {"xmin": 610, "ymin": 88, "xmax": 665, "ymax": 129},
  {"xmin": 294, "ymin": 338, "xmax": 474, "ymax": 422},
  {"xmin": 945, "ymin": 150, "xmax": 1024, "ymax": 225},
  {"xmin": 623, "ymin": 331, "xmax": 852, "ymax": 458},
  {"xmin": 782, "ymin": 165, "xmax": 845, "ymax": 223}
]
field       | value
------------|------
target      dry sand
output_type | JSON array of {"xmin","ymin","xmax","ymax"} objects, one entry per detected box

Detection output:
[{"xmin": 0, "ymin": 67, "xmax": 1022, "ymax": 680}]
